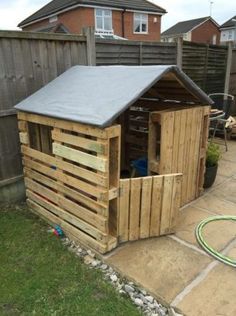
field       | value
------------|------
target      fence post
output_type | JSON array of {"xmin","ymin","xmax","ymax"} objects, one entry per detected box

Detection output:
[
  {"xmin": 224, "ymin": 42, "xmax": 233, "ymax": 95},
  {"xmin": 83, "ymin": 27, "xmax": 96, "ymax": 66},
  {"xmin": 139, "ymin": 42, "xmax": 143, "ymax": 65},
  {"xmin": 176, "ymin": 37, "xmax": 183, "ymax": 69}
]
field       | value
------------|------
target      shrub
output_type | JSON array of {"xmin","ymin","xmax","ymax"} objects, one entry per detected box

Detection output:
[{"xmin": 206, "ymin": 142, "xmax": 221, "ymax": 167}]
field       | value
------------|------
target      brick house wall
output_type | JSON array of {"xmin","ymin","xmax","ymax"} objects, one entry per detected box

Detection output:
[
  {"xmin": 191, "ymin": 19, "xmax": 220, "ymax": 45},
  {"xmin": 22, "ymin": 7, "xmax": 162, "ymax": 41}
]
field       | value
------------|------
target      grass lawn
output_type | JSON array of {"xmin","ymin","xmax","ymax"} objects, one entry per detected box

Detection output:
[{"xmin": 0, "ymin": 204, "xmax": 140, "ymax": 316}]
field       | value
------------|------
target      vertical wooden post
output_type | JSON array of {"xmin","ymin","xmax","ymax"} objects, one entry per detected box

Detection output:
[
  {"xmin": 224, "ymin": 42, "xmax": 233, "ymax": 95},
  {"xmin": 176, "ymin": 37, "xmax": 183, "ymax": 69},
  {"xmin": 139, "ymin": 42, "xmax": 143, "ymax": 65},
  {"xmin": 203, "ymin": 44, "xmax": 209, "ymax": 92},
  {"xmin": 83, "ymin": 27, "xmax": 96, "ymax": 66}
]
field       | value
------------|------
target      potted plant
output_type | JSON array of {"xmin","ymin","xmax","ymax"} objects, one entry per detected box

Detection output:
[{"xmin": 203, "ymin": 142, "xmax": 221, "ymax": 189}]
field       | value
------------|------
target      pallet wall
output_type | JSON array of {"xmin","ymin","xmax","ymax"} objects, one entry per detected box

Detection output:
[
  {"xmin": 18, "ymin": 112, "xmax": 120, "ymax": 254},
  {"xmin": 118, "ymin": 174, "xmax": 182, "ymax": 243},
  {"xmin": 149, "ymin": 106, "xmax": 210, "ymax": 205}
]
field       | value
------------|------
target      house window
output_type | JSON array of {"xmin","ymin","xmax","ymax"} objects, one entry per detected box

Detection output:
[
  {"xmin": 228, "ymin": 30, "xmax": 233, "ymax": 40},
  {"xmin": 134, "ymin": 13, "xmax": 148, "ymax": 34},
  {"xmin": 95, "ymin": 9, "xmax": 112, "ymax": 33}
]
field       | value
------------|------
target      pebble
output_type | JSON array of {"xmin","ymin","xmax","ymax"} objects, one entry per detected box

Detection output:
[
  {"xmin": 91, "ymin": 260, "xmax": 99, "ymax": 267},
  {"xmin": 83, "ymin": 255, "xmax": 94, "ymax": 265},
  {"xmin": 110, "ymin": 274, "xmax": 118, "ymax": 282},
  {"xmin": 100, "ymin": 264, "xmax": 108, "ymax": 270},
  {"xmin": 134, "ymin": 298, "xmax": 144, "ymax": 307},
  {"xmin": 124, "ymin": 284, "xmax": 135, "ymax": 293},
  {"xmin": 59, "ymin": 236, "xmax": 172, "ymax": 316},
  {"xmin": 146, "ymin": 295, "xmax": 154, "ymax": 303},
  {"xmin": 87, "ymin": 250, "xmax": 95, "ymax": 258}
]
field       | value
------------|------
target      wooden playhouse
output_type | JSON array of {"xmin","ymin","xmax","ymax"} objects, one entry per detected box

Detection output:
[{"xmin": 15, "ymin": 65, "xmax": 212, "ymax": 254}]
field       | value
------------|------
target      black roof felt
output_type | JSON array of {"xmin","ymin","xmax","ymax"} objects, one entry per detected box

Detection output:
[
  {"xmin": 18, "ymin": 0, "xmax": 166, "ymax": 27},
  {"xmin": 162, "ymin": 17, "xmax": 211, "ymax": 36},
  {"xmin": 15, "ymin": 65, "xmax": 213, "ymax": 127}
]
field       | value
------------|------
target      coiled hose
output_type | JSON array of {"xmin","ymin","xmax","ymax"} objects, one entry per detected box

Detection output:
[{"xmin": 195, "ymin": 215, "xmax": 236, "ymax": 268}]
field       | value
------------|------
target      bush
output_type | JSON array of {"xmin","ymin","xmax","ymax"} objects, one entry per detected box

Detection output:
[{"xmin": 206, "ymin": 142, "xmax": 221, "ymax": 168}]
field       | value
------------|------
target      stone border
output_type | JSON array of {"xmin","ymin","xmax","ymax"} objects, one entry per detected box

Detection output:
[{"xmin": 59, "ymin": 235, "xmax": 183, "ymax": 316}]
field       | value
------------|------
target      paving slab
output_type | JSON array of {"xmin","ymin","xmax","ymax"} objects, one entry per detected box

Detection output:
[
  {"xmin": 210, "ymin": 178, "xmax": 236, "ymax": 205},
  {"xmin": 176, "ymin": 262, "xmax": 236, "ymax": 316},
  {"xmin": 106, "ymin": 237, "xmax": 212, "ymax": 304},
  {"xmin": 176, "ymin": 206, "xmax": 236, "ymax": 251},
  {"xmin": 192, "ymin": 193, "xmax": 236, "ymax": 216},
  {"xmin": 217, "ymin": 159, "xmax": 236, "ymax": 177}
]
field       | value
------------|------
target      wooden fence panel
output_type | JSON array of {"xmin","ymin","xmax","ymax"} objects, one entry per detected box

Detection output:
[
  {"xmin": 118, "ymin": 174, "xmax": 182, "ymax": 243},
  {"xmin": 230, "ymin": 49, "xmax": 236, "ymax": 114},
  {"xmin": 182, "ymin": 41, "xmax": 228, "ymax": 94},
  {"xmin": 0, "ymin": 31, "xmax": 88, "ymax": 201},
  {"xmin": 96, "ymin": 39, "xmax": 177, "ymax": 66}
]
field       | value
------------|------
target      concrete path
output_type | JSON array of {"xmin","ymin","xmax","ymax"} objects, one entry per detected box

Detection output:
[{"xmin": 105, "ymin": 140, "xmax": 236, "ymax": 316}]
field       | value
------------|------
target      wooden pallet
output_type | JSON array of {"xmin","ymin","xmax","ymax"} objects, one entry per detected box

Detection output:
[
  {"xmin": 118, "ymin": 174, "xmax": 182, "ymax": 243},
  {"xmin": 18, "ymin": 112, "xmax": 120, "ymax": 254},
  {"xmin": 149, "ymin": 106, "xmax": 210, "ymax": 206}
]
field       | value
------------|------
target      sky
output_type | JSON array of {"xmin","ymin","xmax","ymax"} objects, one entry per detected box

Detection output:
[{"xmin": 0, "ymin": 0, "xmax": 234, "ymax": 31}]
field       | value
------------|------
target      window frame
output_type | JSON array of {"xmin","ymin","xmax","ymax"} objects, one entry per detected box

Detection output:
[
  {"xmin": 133, "ymin": 13, "xmax": 148, "ymax": 34},
  {"xmin": 95, "ymin": 8, "xmax": 113, "ymax": 34}
]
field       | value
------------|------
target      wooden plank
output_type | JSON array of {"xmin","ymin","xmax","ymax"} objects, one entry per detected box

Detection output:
[
  {"xmin": 149, "ymin": 176, "xmax": 163, "ymax": 237},
  {"xmin": 24, "ymin": 166, "xmax": 107, "ymax": 201},
  {"xmin": 27, "ymin": 190, "xmax": 107, "ymax": 241},
  {"xmin": 17, "ymin": 112, "xmax": 108, "ymax": 139},
  {"xmin": 18, "ymin": 120, "xmax": 27, "ymax": 132},
  {"xmin": 21, "ymin": 145, "xmax": 107, "ymax": 187},
  {"xmin": 139, "ymin": 177, "xmax": 152, "ymax": 239},
  {"xmin": 118, "ymin": 179, "xmax": 130, "ymax": 243},
  {"xmin": 181, "ymin": 109, "xmax": 192, "ymax": 205},
  {"xmin": 52, "ymin": 129, "xmax": 106, "ymax": 154},
  {"xmin": 40, "ymin": 125, "xmax": 52, "ymax": 155},
  {"xmin": 159, "ymin": 112, "xmax": 175, "ymax": 174},
  {"xmin": 160, "ymin": 175, "xmax": 174, "ymax": 235},
  {"xmin": 188, "ymin": 107, "xmax": 202, "ymax": 201},
  {"xmin": 171, "ymin": 111, "xmax": 181, "ymax": 172},
  {"xmin": 169, "ymin": 174, "xmax": 182, "ymax": 232},
  {"xmin": 24, "ymin": 177, "xmax": 107, "ymax": 232},
  {"xmin": 23, "ymin": 157, "xmax": 107, "ymax": 214},
  {"xmin": 19, "ymin": 132, "xmax": 29, "ymax": 145},
  {"xmin": 27, "ymin": 199, "xmax": 107, "ymax": 254},
  {"xmin": 53, "ymin": 143, "xmax": 108, "ymax": 173},
  {"xmin": 148, "ymin": 116, "xmax": 157, "ymax": 175},
  {"xmin": 129, "ymin": 178, "xmax": 141, "ymax": 241}
]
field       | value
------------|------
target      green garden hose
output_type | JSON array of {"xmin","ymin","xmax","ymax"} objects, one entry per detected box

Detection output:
[{"xmin": 195, "ymin": 215, "xmax": 236, "ymax": 268}]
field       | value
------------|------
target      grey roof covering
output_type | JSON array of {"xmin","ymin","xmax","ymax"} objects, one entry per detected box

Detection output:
[
  {"xmin": 18, "ymin": 0, "xmax": 166, "ymax": 27},
  {"xmin": 220, "ymin": 15, "xmax": 236, "ymax": 29},
  {"xmin": 15, "ymin": 65, "xmax": 213, "ymax": 127},
  {"xmin": 162, "ymin": 16, "xmax": 211, "ymax": 36}
]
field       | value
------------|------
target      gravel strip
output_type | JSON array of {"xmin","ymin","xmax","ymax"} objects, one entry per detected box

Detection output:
[{"xmin": 60, "ymin": 236, "xmax": 183, "ymax": 316}]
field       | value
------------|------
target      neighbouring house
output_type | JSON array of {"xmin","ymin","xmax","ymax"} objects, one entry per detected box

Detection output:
[
  {"xmin": 220, "ymin": 16, "xmax": 236, "ymax": 46},
  {"xmin": 161, "ymin": 16, "xmax": 220, "ymax": 45},
  {"xmin": 18, "ymin": 0, "xmax": 166, "ymax": 41}
]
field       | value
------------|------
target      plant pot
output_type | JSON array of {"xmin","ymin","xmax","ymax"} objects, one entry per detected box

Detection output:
[{"xmin": 203, "ymin": 164, "xmax": 218, "ymax": 189}]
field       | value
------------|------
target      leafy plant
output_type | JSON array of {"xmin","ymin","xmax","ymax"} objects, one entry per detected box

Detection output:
[{"xmin": 206, "ymin": 142, "xmax": 221, "ymax": 167}]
